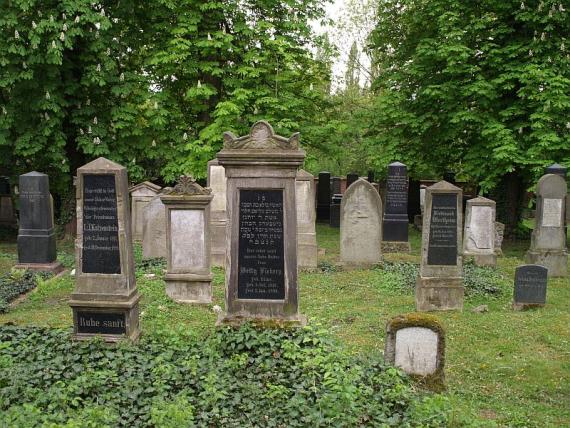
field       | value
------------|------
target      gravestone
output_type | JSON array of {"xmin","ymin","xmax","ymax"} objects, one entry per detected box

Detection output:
[
  {"xmin": 416, "ymin": 181, "xmax": 464, "ymax": 311},
  {"xmin": 346, "ymin": 173, "xmax": 359, "ymax": 189},
  {"xmin": 331, "ymin": 176, "xmax": 341, "ymax": 195},
  {"xmin": 382, "ymin": 162, "xmax": 410, "ymax": 253},
  {"xmin": 525, "ymin": 174, "xmax": 568, "ymax": 277},
  {"xmin": 340, "ymin": 179, "xmax": 383, "ymax": 267},
  {"xmin": 0, "ymin": 177, "xmax": 16, "ymax": 228},
  {"xmin": 329, "ymin": 193, "xmax": 342, "ymax": 228},
  {"xmin": 545, "ymin": 163, "xmax": 567, "ymax": 177},
  {"xmin": 408, "ymin": 179, "xmax": 421, "ymax": 223},
  {"xmin": 463, "ymin": 196, "xmax": 497, "ymax": 266},
  {"xmin": 296, "ymin": 170, "xmax": 318, "ymax": 270},
  {"xmin": 15, "ymin": 172, "xmax": 63, "ymax": 273},
  {"xmin": 316, "ymin": 171, "xmax": 331, "ymax": 223},
  {"xmin": 69, "ymin": 157, "xmax": 140, "ymax": 342},
  {"xmin": 385, "ymin": 313, "xmax": 446, "ymax": 391},
  {"xmin": 217, "ymin": 121, "xmax": 306, "ymax": 326},
  {"xmin": 367, "ymin": 171, "xmax": 375, "ymax": 182},
  {"xmin": 443, "ymin": 171, "xmax": 456, "ymax": 185},
  {"xmin": 494, "ymin": 222, "xmax": 505, "ymax": 256},
  {"xmin": 513, "ymin": 265, "xmax": 548, "ymax": 310},
  {"xmin": 161, "ymin": 177, "xmax": 213, "ymax": 303},
  {"xmin": 208, "ymin": 159, "xmax": 228, "ymax": 267},
  {"xmin": 141, "ymin": 189, "xmax": 170, "ymax": 260},
  {"xmin": 129, "ymin": 181, "xmax": 161, "ymax": 241}
]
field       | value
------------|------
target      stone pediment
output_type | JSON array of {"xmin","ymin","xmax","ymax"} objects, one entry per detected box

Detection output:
[
  {"xmin": 223, "ymin": 121, "xmax": 300, "ymax": 150},
  {"xmin": 429, "ymin": 180, "xmax": 461, "ymax": 192},
  {"xmin": 78, "ymin": 157, "xmax": 125, "ymax": 172},
  {"xmin": 169, "ymin": 175, "xmax": 212, "ymax": 196},
  {"xmin": 129, "ymin": 181, "xmax": 162, "ymax": 196}
]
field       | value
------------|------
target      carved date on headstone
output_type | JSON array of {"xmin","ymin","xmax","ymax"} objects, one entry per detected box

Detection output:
[{"xmin": 427, "ymin": 194, "xmax": 457, "ymax": 266}]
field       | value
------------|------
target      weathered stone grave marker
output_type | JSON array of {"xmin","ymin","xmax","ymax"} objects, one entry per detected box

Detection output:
[
  {"xmin": 69, "ymin": 157, "xmax": 140, "ymax": 342},
  {"xmin": 513, "ymin": 265, "xmax": 548, "ymax": 310},
  {"xmin": 15, "ymin": 172, "xmax": 63, "ymax": 273},
  {"xmin": 494, "ymin": 221, "xmax": 505, "ymax": 256},
  {"xmin": 129, "ymin": 181, "xmax": 161, "ymax": 241},
  {"xmin": 382, "ymin": 162, "xmax": 410, "ymax": 253},
  {"xmin": 316, "ymin": 171, "xmax": 331, "ymax": 223},
  {"xmin": 208, "ymin": 159, "xmax": 228, "ymax": 267},
  {"xmin": 525, "ymin": 173, "xmax": 568, "ymax": 277},
  {"xmin": 217, "ymin": 121, "xmax": 306, "ymax": 326},
  {"xmin": 340, "ymin": 178, "xmax": 383, "ymax": 267},
  {"xmin": 296, "ymin": 169, "xmax": 317, "ymax": 270},
  {"xmin": 416, "ymin": 181, "xmax": 464, "ymax": 311},
  {"xmin": 463, "ymin": 196, "xmax": 496, "ymax": 266},
  {"xmin": 141, "ymin": 189, "xmax": 170, "ymax": 260}
]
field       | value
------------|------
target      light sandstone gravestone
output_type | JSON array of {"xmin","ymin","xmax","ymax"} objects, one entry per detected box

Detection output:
[
  {"xmin": 416, "ymin": 181, "xmax": 464, "ymax": 311},
  {"xmin": 512, "ymin": 264, "xmax": 548, "ymax": 310},
  {"xmin": 141, "ymin": 189, "xmax": 171, "ymax": 260},
  {"xmin": 494, "ymin": 222, "xmax": 505, "ymax": 256},
  {"xmin": 15, "ymin": 172, "xmax": 63, "ymax": 273},
  {"xmin": 0, "ymin": 177, "xmax": 16, "ymax": 228},
  {"xmin": 69, "ymin": 157, "xmax": 140, "ymax": 342},
  {"xmin": 296, "ymin": 170, "xmax": 318, "ymax": 270},
  {"xmin": 316, "ymin": 171, "xmax": 331, "ymax": 222},
  {"xmin": 385, "ymin": 313, "xmax": 445, "ymax": 391},
  {"xmin": 382, "ymin": 162, "xmax": 411, "ymax": 253},
  {"xmin": 208, "ymin": 159, "xmax": 228, "ymax": 267},
  {"xmin": 161, "ymin": 177, "xmax": 213, "ymax": 304},
  {"xmin": 463, "ymin": 196, "xmax": 497, "ymax": 266},
  {"xmin": 217, "ymin": 121, "xmax": 306, "ymax": 326},
  {"xmin": 340, "ymin": 178, "xmax": 383, "ymax": 268},
  {"xmin": 525, "ymin": 174, "xmax": 568, "ymax": 277},
  {"xmin": 129, "ymin": 181, "xmax": 161, "ymax": 241}
]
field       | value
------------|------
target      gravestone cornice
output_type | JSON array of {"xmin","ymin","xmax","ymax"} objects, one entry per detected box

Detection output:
[{"xmin": 128, "ymin": 181, "xmax": 162, "ymax": 193}]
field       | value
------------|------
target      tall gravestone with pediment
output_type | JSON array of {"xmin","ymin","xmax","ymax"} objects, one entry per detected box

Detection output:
[
  {"xmin": 161, "ymin": 177, "xmax": 213, "ymax": 303},
  {"xmin": 129, "ymin": 181, "xmax": 161, "ymax": 242},
  {"xmin": 216, "ymin": 121, "xmax": 306, "ymax": 326},
  {"xmin": 316, "ymin": 171, "xmax": 331, "ymax": 223},
  {"xmin": 15, "ymin": 172, "xmax": 63, "ymax": 273},
  {"xmin": 141, "ymin": 188, "xmax": 171, "ymax": 260},
  {"xmin": 69, "ymin": 157, "xmax": 140, "ymax": 342},
  {"xmin": 340, "ymin": 178, "xmax": 383, "ymax": 268},
  {"xmin": 416, "ymin": 181, "xmax": 464, "ymax": 311},
  {"xmin": 525, "ymin": 174, "xmax": 568, "ymax": 277},
  {"xmin": 512, "ymin": 264, "xmax": 548, "ymax": 310},
  {"xmin": 0, "ymin": 177, "xmax": 16, "ymax": 228},
  {"xmin": 208, "ymin": 159, "xmax": 228, "ymax": 267},
  {"xmin": 296, "ymin": 170, "xmax": 318, "ymax": 270},
  {"xmin": 463, "ymin": 196, "xmax": 497, "ymax": 266},
  {"xmin": 382, "ymin": 162, "xmax": 410, "ymax": 253}
]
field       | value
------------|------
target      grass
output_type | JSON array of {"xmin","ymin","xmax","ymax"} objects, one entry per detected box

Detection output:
[{"xmin": 1, "ymin": 225, "xmax": 569, "ymax": 427}]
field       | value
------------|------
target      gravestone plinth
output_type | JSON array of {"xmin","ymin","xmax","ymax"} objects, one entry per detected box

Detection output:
[
  {"xmin": 316, "ymin": 171, "xmax": 331, "ymax": 223},
  {"xmin": 161, "ymin": 177, "xmax": 213, "ymax": 304},
  {"xmin": 416, "ymin": 181, "xmax": 464, "ymax": 311},
  {"xmin": 207, "ymin": 159, "xmax": 228, "ymax": 267},
  {"xmin": 129, "ymin": 181, "xmax": 161, "ymax": 242},
  {"xmin": 385, "ymin": 313, "xmax": 446, "ymax": 391},
  {"xmin": 463, "ymin": 196, "xmax": 497, "ymax": 266},
  {"xmin": 141, "ymin": 189, "xmax": 171, "ymax": 260},
  {"xmin": 346, "ymin": 173, "xmax": 359, "ymax": 189},
  {"xmin": 296, "ymin": 170, "xmax": 317, "ymax": 270},
  {"xmin": 0, "ymin": 177, "xmax": 16, "ymax": 228},
  {"xmin": 382, "ymin": 162, "xmax": 410, "ymax": 253},
  {"xmin": 340, "ymin": 179, "xmax": 383, "ymax": 268},
  {"xmin": 512, "ymin": 265, "xmax": 548, "ymax": 311},
  {"xmin": 329, "ymin": 193, "xmax": 342, "ymax": 228},
  {"xmin": 525, "ymin": 174, "xmax": 568, "ymax": 277},
  {"xmin": 15, "ymin": 172, "xmax": 63, "ymax": 274},
  {"xmin": 69, "ymin": 157, "xmax": 140, "ymax": 342},
  {"xmin": 216, "ymin": 121, "xmax": 306, "ymax": 327}
]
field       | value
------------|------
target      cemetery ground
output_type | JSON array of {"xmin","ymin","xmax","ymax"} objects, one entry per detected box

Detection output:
[{"xmin": 0, "ymin": 227, "xmax": 568, "ymax": 427}]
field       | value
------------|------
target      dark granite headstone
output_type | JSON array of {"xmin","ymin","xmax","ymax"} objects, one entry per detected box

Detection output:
[
  {"xmin": 383, "ymin": 162, "xmax": 409, "ymax": 242},
  {"xmin": 238, "ymin": 189, "xmax": 285, "ymax": 300},
  {"xmin": 82, "ymin": 174, "xmax": 121, "ymax": 274},
  {"xmin": 545, "ymin": 163, "xmax": 567, "ymax": 177},
  {"xmin": 317, "ymin": 171, "xmax": 331, "ymax": 222},
  {"xmin": 346, "ymin": 173, "xmax": 359, "ymax": 189},
  {"xmin": 76, "ymin": 311, "xmax": 127, "ymax": 335},
  {"xmin": 367, "ymin": 171, "xmax": 375, "ymax": 183},
  {"xmin": 17, "ymin": 172, "xmax": 57, "ymax": 264},
  {"xmin": 330, "ymin": 193, "xmax": 342, "ymax": 228},
  {"xmin": 408, "ymin": 179, "xmax": 421, "ymax": 223},
  {"xmin": 427, "ymin": 193, "xmax": 458, "ymax": 265},
  {"xmin": 331, "ymin": 176, "xmax": 341, "ymax": 195},
  {"xmin": 0, "ymin": 177, "xmax": 10, "ymax": 195},
  {"xmin": 513, "ymin": 265, "xmax": 547, "ymax": 308}
]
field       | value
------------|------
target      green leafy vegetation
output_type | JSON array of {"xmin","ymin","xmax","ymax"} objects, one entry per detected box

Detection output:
[{"xmin": 0, "ymin": 270, "xmax": 51, "ymax": 313}]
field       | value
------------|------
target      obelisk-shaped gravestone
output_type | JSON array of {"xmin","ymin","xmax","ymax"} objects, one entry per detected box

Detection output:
[
  {"xmin": 382, "ymin": 162, "xmax": 410, "ymax": 253},
  {"xmin": 15, "ymin": 172, "xmax": 63, "ymax": 273},
  {"xmin": 463, "ymin": 196, "xmax": 497, "ymax": 266},
  {"xmin": 316, "ymin": 171, "xmax": 331, "ymax": 222},
  {"xmin": 69, "ymin": 157, "xmax": 140, "ymax": 342},
  {"xmin": 525, "ymin": 173, "xmax": 568, "ymax": 277},
  {"xmin": 416, "ymin": 181, "xmax": 464, "ymax": 311},
  {"xmin": 217, "ymin": 121, "xmax": 305, "ymax": 326}
]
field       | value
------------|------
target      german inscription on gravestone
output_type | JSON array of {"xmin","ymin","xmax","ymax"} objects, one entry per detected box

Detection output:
[
  {"xmin": 542, "ymin": 198, "xmax": 562, "ymax": 227},
  {"xmin": 238, "ymin": 189, "xmax": 285, "ymax": 299},
  {"xmin": 514, "ymin": 265, "xmax": 547, "ymax": 304},
  {"xmin": 82, "ymin": 174, "xmax": 121, "ymax": 274},
  {"xmin": 76, "ymin": 311, "xmax": 126, "ymax": 335},
  {"xmin": 428, "ymin": 194, "xmax": 457, "ymax": 265},
  {"xmin": 386, "ymin": 169, "xmax": 408, "ymax": 213}
]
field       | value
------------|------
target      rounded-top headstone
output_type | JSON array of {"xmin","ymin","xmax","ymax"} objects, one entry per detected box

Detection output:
[{"xmin": 545, "ymin": 163, "xmax": 567, "ymax": 177}]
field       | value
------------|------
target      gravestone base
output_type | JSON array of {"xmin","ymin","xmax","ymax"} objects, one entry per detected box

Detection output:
[
  {"xmin": 525, "ymin": 250, "xmax": 568, "ymax": 277},
  {"xmin": 512, "ymin": 302, "xmax": 545, "ymax": 311},
  {"xmin": 464, "ymin": 253, "xmax": 497, "ymax": 267},
  {"xmin": 216, "ymin": 312, "xmax": 307, "ymax": 328},
  {"xmin": 381, "ymin": 241, "xmax": 411, "ymax": 253},
  {"xmin": 415, "ymin": 277, "xmax": 464, "ymax": 311},
  {"xmin": 14, "ymin": 261, "xmax": 64, "ymax": 274},
  {"xmin": 164, "ymin": 273, "xmax": 213, "ymax": 304},
  {"xmin": 70, "ymin": 295, "xmax": 140, "ymax": 343}
]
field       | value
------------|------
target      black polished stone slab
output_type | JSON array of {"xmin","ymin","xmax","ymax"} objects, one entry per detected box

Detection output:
[
  {"xmin": 82, "ymin": 174, "xmax": 121, "ymax": 274},
  {"xmin": 0, "ymin": 177, "xmax": 10, "ymax": 195},
  {"xmin": 317, "ymin": 171, "xmax": 331, "ymax": 222},
  {"xmin": 76, "ymin": 311, "xmax": 126, "ymax": 335},
  {"xmin": 331, "ymin": 177, "xmax": 341, "ymax": 195},
  {"xmin": 443, "ymin": 171, "xmax": 456, "ymax": 185},
  {"xmin": 238, "ymin": 189, "xmax": 285, "ymax": 300},
  {"xmin": 367, "ymin": 171, "xmax": 375, "ymax": 182},
  {"xmin": 427, "ymin": 193, "xmax": 458, "ymax": 265},
  {"xmin": 407, "ymin": 179, "xmax": 421, "ymax": 223},
  {"xmin": 346, "ymin": 173, "xmax": 359, "ymax": 189},
  {"xmin": 329, "ymin": 193, "xmax": 342, "ymax": 228},
  {"xmin": 383, "ymin": 162, "xmax": 409, "ymax": 242},
  {"xmin": 514, "ymin": 265, "xmax": 547, "ymax": 304}
]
